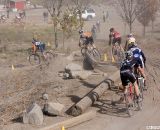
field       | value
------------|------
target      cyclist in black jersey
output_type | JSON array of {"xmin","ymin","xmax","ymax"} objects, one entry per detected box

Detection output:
[{"xmin": 120, "ymin": 51, "xmax": 146, "ymax": 101}]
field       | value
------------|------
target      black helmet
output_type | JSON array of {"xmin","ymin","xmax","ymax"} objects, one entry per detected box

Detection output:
[
  {"xmin": 110, "ymin": 27, "xmax": 114, "ymax": 32},
  {"xmin": 79, "ymin": 30, "xmax": 83, "ymax": 34},
  {"xmin": 125, "ymin": 51, "xmax": 133, "ymax": 59}
]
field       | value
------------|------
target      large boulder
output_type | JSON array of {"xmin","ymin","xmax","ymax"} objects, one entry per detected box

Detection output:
[
  {"xmin": 71, "ymin": 70, "xmax": 93, "ymax": 80},
  {"xmin": 44, "ymin": 102, "xmax": 65, "ymax": 116},
  {"xmin": 65, "ymin": 63, "xmax": 83, "ymax": 73},
  {"xmin": 23, "ymin": 103, "xmax": 43, "ymax": 125}
]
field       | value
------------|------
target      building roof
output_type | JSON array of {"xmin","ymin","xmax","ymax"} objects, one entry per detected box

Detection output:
[{"xmin": 11, "ymin": 0, "xmax": 26, "ymax": 1}]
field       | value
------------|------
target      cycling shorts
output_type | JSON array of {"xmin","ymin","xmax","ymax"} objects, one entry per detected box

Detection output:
[
  {"xmin": 113, "ymin": 37, "xmax": 121, "ymax": 45},
  {"xmin": 120, "ymin": 71, "xmax": 136, "ymax": 86}
]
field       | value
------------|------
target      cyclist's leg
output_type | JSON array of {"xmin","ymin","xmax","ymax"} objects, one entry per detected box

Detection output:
[{"xmin": 128, "ymin": 72, "xmax": 141, "ymax": 97}]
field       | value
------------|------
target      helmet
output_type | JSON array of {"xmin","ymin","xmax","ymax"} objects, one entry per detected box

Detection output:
[
  {"xmin": 127, "ymin": 33, "xmax": 133, "ymax": 38},
  {"xmin": 110, "ymin": 27, "xmax": 114, "ymax": 32},
  {"xmin": 79, "ymin": 30, "xmax": 83, "ymax": 34},
  {"xmin": 128, "ymin": 37, "xmax": 136, "ymax": 44},
  {"xmin": 125, "ymin": 51, "xmax": 133, "ymax": 59}
]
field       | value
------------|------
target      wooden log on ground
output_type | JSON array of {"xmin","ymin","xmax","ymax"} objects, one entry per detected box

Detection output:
[
  {"xmin": 39, "ymin": 110, "xmax": 96, "ymax": 130},
  {"xmin": 70, "ymin": 70, "xmax": 120, "ymax": 116}
]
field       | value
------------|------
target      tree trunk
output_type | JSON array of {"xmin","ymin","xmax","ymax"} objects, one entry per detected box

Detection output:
[
  {"xmin": 62, "ymin": 30, "xmax": 65, "ymax": 50},
  {"xmin": 70, "ymin": 70, "xmax": 120, "ymax": 116},
  {"xmin": 54, "ymin": 24, "xmax": 58, "ymax": 48},
  {"xmin": 143, "ymin": 25, "xmax": 146, "ymax": 37},
  {"xmin": 151, "ymin": 20, "xmax": 154, "ymax": 36},
  {"xmin": 129, "ymin": 21, "xmax": 132, "ymax": 33}
]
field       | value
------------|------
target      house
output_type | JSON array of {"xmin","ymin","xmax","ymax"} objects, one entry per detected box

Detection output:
[{"xmin": 9, "ymin": 0, "xmax": 26, "ymax": 11}]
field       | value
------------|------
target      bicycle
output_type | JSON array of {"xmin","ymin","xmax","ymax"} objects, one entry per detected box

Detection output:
[
  {"xmin": 124, "ymin": 81, "xmax": 143, "ymax": 117},
  {"xmin": 111, "ymin": 42, "xmax": 125, "ymax": 64},
  {"xmin": 28, "ymin": 49, "xmax": 55, "ymax": 66},
  {"xmin": 79, "ymin": 38, "xmax": 101, "ymax": 62}
]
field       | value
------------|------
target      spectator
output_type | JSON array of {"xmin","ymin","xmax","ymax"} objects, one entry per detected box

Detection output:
[
  {"xmin": 103, "ymin": 11, "xmax": 106, "ymax": 22},
  {"xmin": 6, "ymin": 7, "xmax": 9, "ymax": 18},
  {"xmin": 43, "ymin": 11, "xmax": 48, "ymax": 23},
  {"xmin": 91, "ymin": 24, "xmax": 97, "ymax": 40},
  {"xmin": 96, "ymin": 21, "xmax": 100, "ymax": 32}
]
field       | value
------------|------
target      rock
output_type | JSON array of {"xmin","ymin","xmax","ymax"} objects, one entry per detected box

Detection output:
[
  {"xmin": 23, "ymin": 103, "xmax": 43, "ymax": 125},
  {"xmin": 42, "ymin": 93, "xmax": 49, "ymax": 100},
  {"xmin": 44, "ymin": 102, "xmax": 65, "ymax": 116},
  {"xmin": 65, "ymin": 63, "xmax": 83, "ymax": 73},
  {"xmin": 71, "ymin": 70, "xmax": 93, "ymax": 80}
]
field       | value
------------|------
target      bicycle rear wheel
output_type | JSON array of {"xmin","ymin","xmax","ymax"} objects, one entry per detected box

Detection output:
[
  {"xmin": 81, "ymin": 47, "xmax": 87, "ymax": 56},
  {"xmin": 44, "ymin": 51, "xmax": 55, "ymax": 65},
  {"xmin": 91, "ymin": 48, "xmax": 101, "ymax": 62},
  {"xmin": 29, "ymin": 54, "xmax": 40, "ymax": 65},
  {"xmin": 138, "ymin": 77, "xmax": 144, "ymax": 100},
  {"xmin": 124, "ymin": 94, "xmax": 134, "ymax": 117}
]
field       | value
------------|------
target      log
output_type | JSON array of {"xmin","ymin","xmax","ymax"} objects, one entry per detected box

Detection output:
[
  {"xmin": 70, "ymin": 70, "xmax": 120, "ymax": 116},
  {"xmin": 39, "ymin": 110, "xmax": 96, "ymax": 130}
]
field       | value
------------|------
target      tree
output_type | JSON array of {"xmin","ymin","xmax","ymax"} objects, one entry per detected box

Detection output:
[
  {"xmin": 43, "ymin": 0, "xmax": 64, "ymax": 48},
  {"xmin": 113, "ymin": 0, "xmax": 151, "ymax": 33},
  {"xmin": 136, "ymin": 0, "xmax": 159, "ymax": 36},
  {"xmin": 136, "ymin": 0, "xmax": 151, "ymax": 36},
  {"xmin": 60, "ymin": 8, "xmax": 81, "ymax": 48},
  {"xmin": 71, "ymin": 0, "xmax": 93, "ymax": 29},
  {"xmin": 148, "ymin": 0, "xmax": 159, "ymax": 33}
]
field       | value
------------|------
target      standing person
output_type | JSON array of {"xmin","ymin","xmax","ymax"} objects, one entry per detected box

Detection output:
[
  {"xmin": 23, "ymin": 10, "xmax": 26, "ymax": 19},
  {"xmin": 43, "ymin": 11, "xmax": 48, "ymax": 23},
  {"xmin": 103, "ymin": 11, "xmax": 106, "ymax": 23},
  {"xmin": 91, "ymin": 24, "xmax": 97, "ymax": 40},
  {"xmin": 96, "ymin": 21, "xmax": 100, "ymax": 32},
  {"xmin": 6, "ymin": 7, "xmax": 10, "ymax": 18}
]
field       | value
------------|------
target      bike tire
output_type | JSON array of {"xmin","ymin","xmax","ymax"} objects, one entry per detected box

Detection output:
[
  {"xmin": 138, "ymin": 77, "xmax": 144, "ymax": 100},
  {"xmin": 29, "ymin": 54, "xmax": 40, "ymax": 65},
  {"xmin": 91, "ymin": 48, "xmax": 101, "ymax": 62},
  {"xmin": 81, "ymin": 47, "xmax": 87, "ymax": 56},
  {"xmin": 44, "ymin": 51, "xmax": 55, "ymax": 65},
  {"xmin": 124, "ymin": 94, "xmax": 134, "ymax": 117}
]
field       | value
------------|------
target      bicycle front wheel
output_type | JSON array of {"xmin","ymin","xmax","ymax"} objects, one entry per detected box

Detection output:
[
  {"xmin": 29, "ymin": 54, "xmax": 40, "ymax": 65},
  {"xmin": 81, "ymin": 47, "xmax": 87, "ymax": 56},
  {"xmin": 91, "ymin": 48, "xmax": 101, "ymax": 62},
  {"xmin": 44, "ymin": 51, "xmax": 55, "ymax": 65}
]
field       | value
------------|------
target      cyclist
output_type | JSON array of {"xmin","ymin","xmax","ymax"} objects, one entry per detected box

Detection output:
[
  {"xmin": 32, "ymin": 38, "xmax": 45, "ymax": 54},
  {"xmin": 109, "ymin": 27, "xmax": 121, "ymax": 46},
  {"xmin": 128, "ymin": 41, "xmax": 147, "ymax": 87},
  {"xmin": 79, "ymin": 30, "xmax": 96, "ymax": 49},
  {"xmin": 124, "ymin": 33, "xmax": 136, "ymax": 51},
  {"xmin": 120, "ymin": 51, "xmax": 145, "ymax": 102}
]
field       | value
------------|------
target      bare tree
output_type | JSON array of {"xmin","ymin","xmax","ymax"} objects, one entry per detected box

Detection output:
[
  {"xmin": 43, "ymin": 0, "xmax": 64, "ymax": 48},
  {"xmin": 113, "ymin": 0, "xmax": 154, "ymax": 33},
  {"xmin": 71, "ymin": 0, "xmax": 93, "ymax": 29},
  {"xmin": 113, "ymin": 0, "xmax": 139, "ymax": 32},
  {"xmin": 148, "ymin": 0, "xmax": 159, "ymax": 33},
  {"xmin": 136, "ymin": 0, "xmax": 151, "ymax": 36}
]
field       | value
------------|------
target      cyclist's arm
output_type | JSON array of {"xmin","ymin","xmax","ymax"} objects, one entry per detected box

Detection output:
[
  {"xmin": 109, "ymin": 34, "xmax": 112, "ymax": 45},
  {"xmin": 137, "ymin": 66, "xmax": 146, "ymax": 80},
  {"xmin": 140, "ymin": 51, "xmax": 146, "ymax": 64},
  {"xmin": 124, "ymin": 41, "xmax": 128, "ymax": 51}
]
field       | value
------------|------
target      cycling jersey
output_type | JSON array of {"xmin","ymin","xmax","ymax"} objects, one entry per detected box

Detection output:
[
  {"xmin": 109, "ymin": 31, "xmax": 121, "ymax": 45},
  {"xmin": 83, "ymin": 32, "xmax": 92, "ymax": 38},
  {"xmin": 80, "ymin": 31, "xmax": 94, "ymax": 45},
  {"xmin": 120, "ymin": 59, "xmax": 140, "ymax": 86},
  {"xmin": 112, "ymin": 31, "xmax": 121, "ymax": 39},
  {"xmin": 129, "ymin": 45, "xmax": 146, "ymax": 68}
]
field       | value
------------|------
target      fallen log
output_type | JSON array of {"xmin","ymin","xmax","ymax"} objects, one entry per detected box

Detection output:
[
  {"xmin": 70, "ymin": 70, "xmax": 120, "ymax": 116},
  {"xmin": 39, "ymin": 110, "xmax": 96, "ymax": 130}
]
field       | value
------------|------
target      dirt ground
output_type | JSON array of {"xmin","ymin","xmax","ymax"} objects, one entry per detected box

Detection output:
[{"xmin": 0, "ymin": 3, "xmax": 160, "ymax": 130}]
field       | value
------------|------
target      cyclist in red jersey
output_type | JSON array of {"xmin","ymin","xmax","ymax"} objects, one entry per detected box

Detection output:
[{"xmin": 109, "ymin": 28, "xmax": 121, "ymax": 46}]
